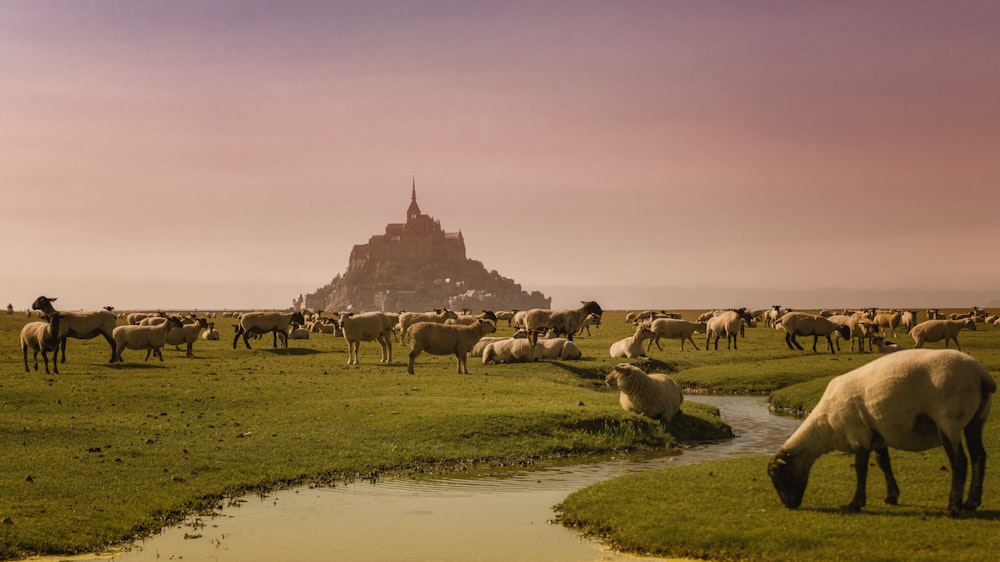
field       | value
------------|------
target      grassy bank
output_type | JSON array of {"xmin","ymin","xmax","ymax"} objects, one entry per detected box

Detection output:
[{"xmin": 558, "ymin": 314, "xmax": 1000, "ymax": 562}]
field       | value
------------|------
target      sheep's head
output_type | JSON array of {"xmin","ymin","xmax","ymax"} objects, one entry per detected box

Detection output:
[
  {"xmin": 31, "ymin": 296, "xmax": 56, "ymax": 312},
  {"xmin": 167, "ymin": 316, "xmax": 185, "ymax": 329},
  {"xmin": 836, "ymin": 325, "xmax": 852, "ymax": 340},
  {"xmin": 606, "ymin": 363, "xmax": 640, "ymax": 388},
  {"xmin": 291, "ymin": 311, "xmax": 306, "ymax": 325},
  {"xmin": 966, "ymin": 319, "xmax": 977, "ymax": 331},
  {"xmin": 767, "ymin": 449, "xmax": 810, "ymax": 509},
  {"xmin": 581, "ymin": 300, "xmax": 604, "ymax": 320}
]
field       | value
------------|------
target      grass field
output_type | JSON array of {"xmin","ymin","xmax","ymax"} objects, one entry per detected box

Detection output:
[{"xmin": 1, "ymin": 307, "xmax": 997, "ymax": 561}]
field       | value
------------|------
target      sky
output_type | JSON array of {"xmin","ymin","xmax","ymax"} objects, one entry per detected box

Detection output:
[{"xmin": 3, "ymin": 1, "xmax": 1000, "ymax": 311}]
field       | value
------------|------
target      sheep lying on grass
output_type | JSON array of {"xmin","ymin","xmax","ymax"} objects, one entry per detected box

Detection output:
[
  {"xmin": 113, "ymin": 316, "xmax": 185, "ymax": 362},
  {"xmin": 31, "ymin": 296, "xmax": 118, "ymax": 363},
  {"xmin": 339, "ymin": 312, "xmax": 395, "ymax": 365},
  {"xmin": 776, "ymin": 312, "xmax": 851, "ymax": 354},
  {"xmin": 534, "ymin": 337, "xmax": 582, "ymax": 360},
  {"xmin": 233, "ymin": 311, "xmax": 306, "ymax": 350},
  {"xmin": 909, "ymin": 318, "xmax": 976, "ymax": 350},
  {"xmin": 768, "ymin": 349, "xmax": 996, "ymax": 516},
  {"xmin": 870, "ymin": 335, "xmax": 903, "ymax": 354},
  {"xmin": 21, "ymin": 313, "xmax": 65, "ymax": 374},
  {"xmin": 610, "ymin": 325, "xmax": 656, "ymax": 359},
  {"xmin": 407, "ymin": 319, "xmax": 496, "ymax": 375},
  {"xmin": 482, "ymin": 338, "xmax": 540, "ymax": 364},
  {"xmin": 604, "ymin": 363, "xmax": 683, "ymax": 423},
  {"xmin": 645, "ymin": 318, "xmax": 705, "ymax": 351},
  {"xmin": 201, "ymin": 322, "xmax": 220, "ymax": 340}
]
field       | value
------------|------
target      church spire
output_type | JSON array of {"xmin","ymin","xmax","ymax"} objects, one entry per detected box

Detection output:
[{"xmin": 407, "ymin": 174, "xmax": 421, "ymax": 223}]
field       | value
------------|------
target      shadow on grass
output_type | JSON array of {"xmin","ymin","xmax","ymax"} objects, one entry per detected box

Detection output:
[{"xmin": 263, "ymin": 347, "xmax": 324, "ymax": 356}]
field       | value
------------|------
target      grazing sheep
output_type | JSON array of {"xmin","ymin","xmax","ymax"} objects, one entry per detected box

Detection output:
[
  {"xmin": 909, "ymin": 318, "xmax": 977, "ymax": 350},
  {"xmin": 776, "ymin": 312, "xmax": 851, "ymax": 354},
  {"xmin": 768, "ymin": 349, "xmax": 995, "ymax": 516},
  {"xmin": 610, "ymin": 325, "xmax": 656, "ymax": 359},
  {"xmin": 398, "ymin": 309, "xmax": 459, "ymax": 343},
  {"xmin": 201, "ymin": 322, "xmax": 220, "ymax": 340},
  {"xmin": 232, "ymin": 311, "xmax": 306, "ymax": 349},
  {"xmin": 20, "ymin": 313, "xmax": 65, "ymax": 374},
  {"xmin": 576, "ymin": 312, "xmax": 601, "ymax": 336},
  {"xmin": 604, "ymin": 363, "xmax": 683, "ymax": 423},
  {"xmin": 873, "ymin": 310, "xmax": 902, "ymax": 338},
  {"xmin": 407, "ymin": 319, "xmax": 497, "ymax": 375},
  {"xmin": 494, "ymin": 310, "xmax": 516, "ymax": 326},
  {"xmin": 113, "ymin": 316, "xmax": 185, "ymax": 362},
  {"xmin": 534, "ymin": 337, "xmax": 582, "ymax": 360},
  {"xmin": 164, "ymin": 317, "xmax": 209, "ymax": 358},
  {"xmin": 339, "ymin": 312, "xmax": 395, "ymax": 365},
  {"xmin": 828, "ymin": 315, "xmax": 879, "ymax": 353},
  {"xmin": 900, "ymin": 310, "xmax": 919, "ymax": 332},
  {"xmin": 523, "ymin": 301, "xmax": 603, "ymax": 344},
  {"xmin": 645, "ymin": 318, "xmax": 705, "ymax": 351},
  {"xmin": 482, "ymin": 338, "xmax": 540, "ymax": 364},
  {"xmin": 31, "ymin": 296, "xmax": 118, "ymax": 363},
  {"xmin": 705, "ymin": 309, "xmax": 752, "ymax": 350}
]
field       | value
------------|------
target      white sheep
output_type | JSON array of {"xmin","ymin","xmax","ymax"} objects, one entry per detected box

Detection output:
[
  {"xmin": 776, "ymin": 312, "xmax": 852, "ymax": 354},
  {"xmin": 873, "ymin": 310, "xmax": 902, "ymax": 337},
  {"xmin": 406, "ymin": 319, "xmax": 497, "ymax": 375},
  {"xmin": 446, "ymin": 310, "xmax": 499, "ymax": 326},
  {"xmin": 201, "ymin": 321, "xmax": 220, "ymax": 340},
  {"xmin": 286, "ymin": 324, "xmax": 311, "ymax": 340},
  {"xmin": 576, "ymin": 312, "xmax": 601, "ymax": 336},
  {"xmin": 482, "ymin": 338, "xmax": 540, "ymax": 364},
  {"xmin": 645, "ymin": 318, "xmax": 705, "ymax": 351},
  {"xmin": 604, "ymin": 363, "xmax": 684, "ymax": 423},
  {"xmin": 339, "ymin": 312, "xmax": 395, "ymax": 365},
  {"xmin": 828, "ymin": 315, "xmax": 878, "ymax": 353},
  {"xmin": 870, "ymin": 335, "xmax": 903, "ymax": 353},
  {"xmin": 534, "ymin": 337, "xmax": 582, "ymax": 360},
  {"xmin": 232, "ymin": 310, "xmax": 306, "ymax": 349},
  {"xmin": 31, "ymin": 296, "xmax": 118, "ymax": 363},
  {"xmin": 112, "ymin": 316, "xmax": 185, "ymax": 362},
  {"xmin": 398, "ymin": 309, "xmax": 459, "ymax": 343},
  {"xmin": 909, "ymin": 318, "xmax": 977, "ymax": 350},
  {"xmin": 610, "ymin": 324, "xmax": 656, "ymax": 359},
  {"xmin": 164, "ymin": 317, "xmax": 209, "ymax": 357},
  {"xmin": 523, "ymin": 301, "xmax": 603, "ymax": 344},
  {"xmin": 705, "ymin": 309, "xmax": 752, "ymax": 350},
  {"xmin": 469, "ymin": 336, "xmax": 515, "ymax": 358},
  {"xmin": 20, "ymin": 312, "xmax": 66, "ymax": 374},
  {"xmin": 900, "ymin": 310, "xmax": 919, "ymax": 331},
  {"xmin": 767, "ymin": 349, "xmax": 995, "ymax": 516},
  {"xmin": 494, "ymin": 310, "xmax": 516, "ymax": 326}
]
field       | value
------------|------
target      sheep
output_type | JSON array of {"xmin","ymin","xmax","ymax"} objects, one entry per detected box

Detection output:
[
  {"xmin": 112, "ymin": 316, "xmax": 185, "ymax": 362},
  {"xmin": 445, "ymin": 310, "xmax": 498, "ymax": 326},
  {"xmin": 406, "ymin": 319, "xmax": 497, "ymax": 375},
  {"xmin": 828, "ymin": 315, "xmax": 879, "ymax": 353},
  {"xmin": 576, "ymin": 312, "xmax": 601, "ymax": 336},
  {"xmin": 763, "ymin": 305, "xmax": 783, "ymax": 328},
  {"xmin": 31, "ymin": 296, "xmax": 118, "ymax": 364},
  {"xmin": 201, "ymin": 322, "xmax": 220, "ymax": 340},
  {"xmin": 534, "ymin": 337, "xmax": 582, "ymax": 360},
  {"xmin": 523, "ymin": 300, "xmax": 603, "ymax": 344},
  {"xmin": 287, "ymin": 324, "xmax": 311, "ymax": 340},
  {"xmin": 776, "ymin": 312, "xmax": 852, "ymax": 354},
  {"xmin": 873, "ymin": 310, "xmax": 902, "ymax": 337},
  {"xmin": 870, "ymin": 335, "xmax": 903, "ymax": 354},
  {"xmin": 127, "ymin": 312, "xmax": 156, "ymax": 325},
  {"xmin": 927, "ymin": 308, "xmax": 945, "ymax": 320},
  {"xmin": 610, "ymin": 324, "xmax": 656, "ymax": 359},
  {"xmin": 482, "ymin": 338, "xmax": 540, "ymax": 364},
  {"xmin": 470, "ymin": 336, "xmax": 514, "ymax": 358},
  {"xmin": 767, "ymin": 349, "xmax": 996, "ymax": 516},
  {"xmin": 645, "ymin": 318, "xmax": 705, "ymax": 351},
  {"xmin": 339, "ymin": 311, "xmax": 395, "ymax": 365},
  {"xmin": 909, "ymin": 318, "xmax": 977, "ymax": 350},
  {"xmin": 604, "ymin": 363, "xmax": 683, "ymax": 424},
  {"xmin": 494, "ymin": 310, "xmax": 516, "ymax": 326},
  {"xmin": 705, "ymin": 309, "xmax": 753, "ymax": 350},
  {"xmin": 164, "ymin": 317, "xmax": 209, "ymax": 358},
  {"xmin": 232, "ymin": 310, "xmax": 306, "ymax": 349},
  {"xmin": 900, "ymin": 310, "xmax": 919, "ymax": 332},
  {"xmin": 20, "ymin": 313, "xmax": 66, "ymax": 374},
  {"xmin": 398, "ymin": 309, "xmax": 460, "ymax": 344}
]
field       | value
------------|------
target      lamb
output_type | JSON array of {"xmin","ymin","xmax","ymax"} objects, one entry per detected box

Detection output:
[
  {"xmin": 870, "ymin": 335, "xmax": 903, "ymax": 353},
  {"xmin": 828, "ymin": 315, "xmax": 878, "ymax": 353},
  {"xmin": 482, "ymin": 338, "xmax": 540, "ymax": 364},
  {"xmin": 909, "ymin": 318, "xmax": 977, "ymax": 350},
  {"xmin": 873, "ymin": 310, "xmax": 902, "ymax": 337},
  {"xmin": 201, "ymin": 322, "xmax": 220, "ymax": 340},
  {"xmin": 494, "ymin": 310, "xmax": 516, "ymax": 326},
  {"xmin": 164, "ymin": 317, "xmax": 209, "ymax": 357},
  {"xmin": 776, "ymin": 312, "xmax": 852, "ymax": 354},
  {"xmin": 705, "ymin": 309, "xmax": 752, "ymax": 350},
  {"xmin": 339, "ymin": 312, "xmax": 395, "ymax": 365},
  {"xmin": 534, "ymin": 337, "xmax": 582, "ymax": 360},
  {"xmin": 20, "ymin": 312, "xmax": 65, "ymax": 374},
  {"xmin": 900, "ymin": 310, "xmax": 919, "ymax": 331},
  {"xmin": 31, "ymin": 296, "xmax": 118, "ymax": 363},
  {"xmin": 406, "ymin": 319, "xmax": 497, "ymax": 375},
  {"xmin": 398, "ymin": 309, "xmax": 459, "ymax": 344},
  {"xmin": 576, "ymin": 312, "xmax": 601, "ymax": 336},
  {"xmin": 645, "ymin": 318, "xmax": 705, "ymax": 351},
  {"xmin": 610, "ymin": 324, "xmax": 656, "ymax": 358},
  {"xmin": 523, "ymin": 300, "xmax": 603, "ymax": 344},
  {"xmin": 604, "ymin": 363, "xmax": 684, "ymax": 423},
  {"xmin": 112, "ymin": 316, "xmax": 185, "ymax": 362},
  {"xmin": 767, "ymin": 349, "xmax": 995, "ymax": 516},
  {"xmin": 232, "ymin": 310, "xmax": 306, "ymax": 349},
  {"xmin": 287, "ymin": 323, "xmax": 311, "ymax": 340}
]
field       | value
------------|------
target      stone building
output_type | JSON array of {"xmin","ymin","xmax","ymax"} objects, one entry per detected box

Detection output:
[{"xmin": 296, "ymin": 180, "xmax": 550, "ymax": 313}]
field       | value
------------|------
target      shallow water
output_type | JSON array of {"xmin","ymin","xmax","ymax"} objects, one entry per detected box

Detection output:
[{"xmin": 100, "ymin": 396, "xmax": 801, "ymax": 562}]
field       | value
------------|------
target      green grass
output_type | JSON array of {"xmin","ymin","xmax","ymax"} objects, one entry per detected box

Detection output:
[{"xmin": 3, "ymin": 308, "xmax": 998, "ymax": 561}]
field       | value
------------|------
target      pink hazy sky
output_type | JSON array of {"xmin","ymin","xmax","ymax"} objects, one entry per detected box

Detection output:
[{"xmin": 3, "ymin": 1, "xmax": 1000, "ymax": 311}]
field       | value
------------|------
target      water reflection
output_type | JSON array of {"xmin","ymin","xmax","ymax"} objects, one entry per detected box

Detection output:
[{"xmin": 104, "ymin": 396, "xmax": 800, "ymax": 562}]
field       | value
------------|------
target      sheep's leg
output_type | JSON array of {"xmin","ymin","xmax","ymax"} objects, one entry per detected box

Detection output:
[
  {"xmin": 23, "ymin": 346, "xmax": 30, "ymax": 373},
  {"xmin": 962, "ymin": 418, "xmax": 987, "ymax": 511},
  {"xmin": 102, "ymin": 332, "xmax": 117, "ymax": 363},
  {"xmin": 144, "ymin": 347, "xmax": 153, "ymax": 362},
  {"xmin": 849, "ymin": 447, "xmax": 871, "ymax": 512},
  {"xmin": 58, "ymin": 336, "xmax": 68, "ymax": 364},
  {"xmin": 406, "ymin": 349, "xmax": 420, "ymax": 375},
  {"xmin": 825, "ymin": 335, "xmax": 836, "ymax": 354},
  {"xmin": 873, "ymin": 446, "xmax": 899, "ymax": 505},
  {"xmin": 940, "ymin": 433, "xmax": 968, "ymax": 517},
  {"xmin": 687, "ymin": 336, "xmax": 699, "ymax": 351}
]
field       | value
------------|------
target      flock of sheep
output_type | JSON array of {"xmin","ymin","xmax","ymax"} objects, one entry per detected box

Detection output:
[{"xmin": 15, "ymin": 296, "xmax": 998, "ymax": 517}]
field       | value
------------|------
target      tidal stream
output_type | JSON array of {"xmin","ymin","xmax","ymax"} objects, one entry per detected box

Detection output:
[{"xmin": 102, "ymin": 395, "xmax": 801, "ymax": 561}]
